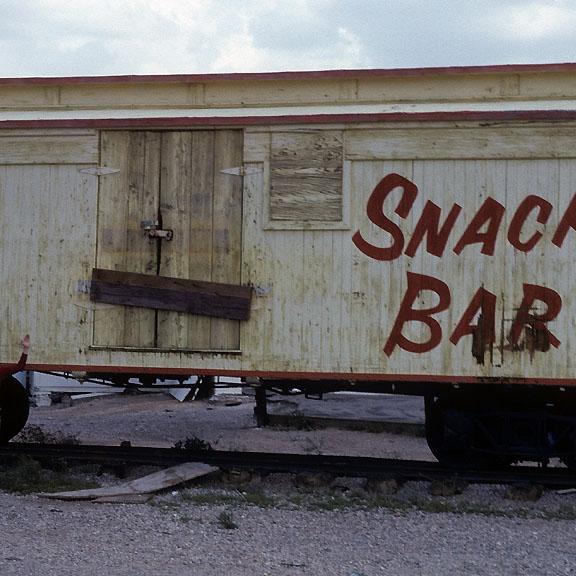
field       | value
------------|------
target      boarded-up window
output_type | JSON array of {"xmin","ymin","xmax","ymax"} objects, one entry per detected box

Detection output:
[{"xmin": 268, "ymin": 131, "xmax": 344, "ymax": 227}]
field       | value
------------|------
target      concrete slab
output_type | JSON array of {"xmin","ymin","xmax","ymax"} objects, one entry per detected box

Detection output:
[{"xmin": 266, "ymin": 392, "xmax": 425, "ymax": 432}]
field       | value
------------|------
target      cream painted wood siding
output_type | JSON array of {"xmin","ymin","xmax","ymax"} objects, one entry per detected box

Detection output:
[
  {"xmin": 240, "ymin": 124, "xmax": 576, "ymax": 381},
  {"xmin": 2, "ymin": 122, "xmax": 576, "ymax": 384},
  {"xmin": 0, "ymin": 131, "xmax": 98, "ymax": 364}
]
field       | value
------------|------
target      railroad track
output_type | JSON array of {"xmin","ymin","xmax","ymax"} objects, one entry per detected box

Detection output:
[{"xmin": 1, "ymin": 443, "xmax": 576, "ymax": 488}]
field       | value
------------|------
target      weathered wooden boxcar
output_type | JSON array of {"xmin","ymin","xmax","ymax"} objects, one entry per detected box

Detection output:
[{"xmin": 3, "ymin": 64, "xmax": 576, "ymax": 464}]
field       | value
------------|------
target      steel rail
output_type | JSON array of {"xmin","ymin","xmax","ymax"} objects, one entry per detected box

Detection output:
[{"xmin": 1, "ymin": 443, "xmax": 576, "ymax": 487}]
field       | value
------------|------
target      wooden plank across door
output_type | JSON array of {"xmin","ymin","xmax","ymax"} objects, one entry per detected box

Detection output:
[{"xmin": 91, "ymin": 268, "xmax": 252, "ymax": 320}]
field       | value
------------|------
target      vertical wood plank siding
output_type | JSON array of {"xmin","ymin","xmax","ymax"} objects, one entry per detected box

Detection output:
[
  {"xmin": 94, "ymin": 132, "xmax": 160, "ymax": 347},
  {"xmin": 95, "ymin": 130, "xmax": 243, "ymax": 351},
  {"xmin": 209, "ymin": 131, "xmax": 244, "ymax": 350},
  {"xmin": 0, "ymin": 154, "xmax": 98, "ymax": 361},
  {"xmin": 3, "ymin": 120, "xmax": 576, "ymax": 384}
]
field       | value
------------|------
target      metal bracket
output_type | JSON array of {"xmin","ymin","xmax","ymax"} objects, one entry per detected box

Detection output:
[
  {"xmin": 141, "ymin": 220, "xmax": 173, "ymax": 241},
  {"xmin": 76, "ymin": 279, "xmax": 92, "ymax": 294},
  {"xmin": 79, "ymin": 167, "xmax": 121, "ymax": 176},
  {"xmin": 220, "ymin": 165, "xmax": 263, "ymax": 176}
]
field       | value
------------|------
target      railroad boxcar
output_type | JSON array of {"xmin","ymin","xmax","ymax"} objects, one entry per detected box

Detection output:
[{"xmin": 2, "ymin": 64, "xmax": 576, "ymax": 465}]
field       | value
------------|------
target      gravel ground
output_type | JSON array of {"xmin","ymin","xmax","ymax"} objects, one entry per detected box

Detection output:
[{"xmin": 1, "ymin": 392, "xmax": 575, "ymax": 576}]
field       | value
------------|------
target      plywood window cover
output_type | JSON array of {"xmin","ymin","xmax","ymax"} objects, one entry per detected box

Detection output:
[{"xmin": 265, "ymin": 130, "xmax": 350, "ymax": 230}]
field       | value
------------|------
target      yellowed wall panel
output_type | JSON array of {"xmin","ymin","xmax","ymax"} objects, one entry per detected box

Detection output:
[
  {"xmin": 0, "ymin": 133, "xmax": 99, "ymax": 164},
  {"xmin": 356, "ymin": 75, "xmax": 507, "ymax": 103},
  {"xmin": 346, "ymin": 127, "xmax": 576, "ymax": 160},
  {"xmin": 59, "ymin": 84, "xmax": 204, "ymax": 108},
  {"xmin": 0, "ymin": 164, "xmax": 97, "ymax": 363},
  {"xmin": 2, "ymin": 121, "xmax": 576, "ymax": 386}
]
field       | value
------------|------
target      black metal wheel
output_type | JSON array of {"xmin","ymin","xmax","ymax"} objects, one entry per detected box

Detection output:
[
  {"xmin": 425, "ymin": 395, "xmax": 505, "ymax": 469},
  {"xmin": 0, "ymin": 376, "xmax": 30, "ymax": 443}
]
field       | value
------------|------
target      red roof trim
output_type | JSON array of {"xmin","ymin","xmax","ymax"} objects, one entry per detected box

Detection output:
[
  {"xmin": 16, "ymin": 363, "xmax": 576, "ymax": 387},
  {"xmin": 1, "ymin": 109, "xmax": 576, "ymax": 129},
  {"xmin": 0, "ymin": 63, "xmax": 576, "ymax": 87}
]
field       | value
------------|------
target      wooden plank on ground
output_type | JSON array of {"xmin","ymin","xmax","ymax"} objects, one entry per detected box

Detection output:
[
  {"xmin": 40, "ymin": 462, "xmax": 218, "ymax": 501},
  {"xmin": 90, "ymin": 268, "xmax": 252, "ymax": 320}
]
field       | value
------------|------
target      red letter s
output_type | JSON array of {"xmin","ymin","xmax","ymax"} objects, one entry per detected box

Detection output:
[{"xmin": 352, "ymin": 173, "xmax": 417, "ymax": 261}]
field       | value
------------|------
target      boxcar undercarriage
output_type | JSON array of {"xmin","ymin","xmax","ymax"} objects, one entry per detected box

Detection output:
[
  {"xmin": 4, "ymin": 64, "xmax": 576, "ymax": 471},
  {"xmin": 2, "ymin": 368, "xmax": 576, "ymax": 472},
  {"xmin": 260, "ymin": 378, "xmax": 576, "ymax": 469}
]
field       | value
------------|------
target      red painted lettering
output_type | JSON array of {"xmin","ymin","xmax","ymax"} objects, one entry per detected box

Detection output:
[
  {"xmin": 552, "ymin": 194, "xmax": 576, "ymax": 248},
  {"xmin": 453, "ymin": 197, "xmax": 505, "ymax": 256},
  {"xmin": 404, "ymin": 200, "xmax": 462, "ymax": 258},
  {"xmin": 352, "ymin": 173, "xmax": 417, "ymax": 261},
  {"xmin": 450, "ymin": 288, "xmax": 496, "ymax": 347},
  {"xmin": 507, "ymin": 195, "xmax": 552, "ymax": 252},
  {"xmin": 508, "ymin": 284, "xmax": 562, "ymax": 348},
  {"xmin": 384, "ymin": 272, "xmax": 450, "ymax": 356}
]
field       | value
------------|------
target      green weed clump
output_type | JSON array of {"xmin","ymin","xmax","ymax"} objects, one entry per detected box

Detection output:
[
  {"xmin": 0, "ymin": 456, "xmax": 99, "ymax": 494},
  {"xmin": 173, "ymin": 437, "xmax": 213, "ymax": 452},
  {"xmin": 15, "ymin": 425, "xmax": 80, "ymax": 445},
  {"xmin": 217, "ymin": 510, "xmax": 238, "ymax": 529}
]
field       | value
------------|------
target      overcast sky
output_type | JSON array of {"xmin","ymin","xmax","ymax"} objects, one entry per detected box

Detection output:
[{"xmin": 1, "ymin": 0, "xmax": 575, "ymax": 77}]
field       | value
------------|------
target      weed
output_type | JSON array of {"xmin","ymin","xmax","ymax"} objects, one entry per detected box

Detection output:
[
  {"xmin": 288, "ymin": 492, "xmax": 524, "ymax": 517},
  {"xmin": 173, "ymin": 437, "xmax": 213, "ymax": 452},
  {"xmin": 0, "ymin": 456, "xmax": 99, "ymax": 494},
  {"xmin": 164, "ymin": 484, "xmax": 576, "ymax": 522},
  {"xmin": 289, "ymin": 494, "xmax": 304, "ymax": 507},
  {"xmin": 157, "ymin": 500, "xmax": 181, "ymax": 510},
  {"xmin": 184, "ymin": 493, "xmax": 239, "ymax": 506},
  {"xmin": 217, "ymin": 510, "xmax": 238, "ymax": 529},
  {"xmin": 179, "ymin": 488, "xmax": 276, "ymax": 509},
  {"xmin": 15, "ymin": 425, "xmax": 80, "ymax": 445},
  {"xmin": 307, "ymin": 494, "xmax": 359, "ymax": 511},
  {"xmin": 240, "ymin": 490, "xmax": 277, "ymax": 508}
]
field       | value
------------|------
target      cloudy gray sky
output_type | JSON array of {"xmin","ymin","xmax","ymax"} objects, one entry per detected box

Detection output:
[{"xmin": 1, "ymin": 0, "xmax": 575, "ymax": 77}]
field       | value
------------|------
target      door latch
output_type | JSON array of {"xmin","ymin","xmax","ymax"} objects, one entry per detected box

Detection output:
[{"xmin": 141, "ymin": 220, "xmax": 173, "ymax": 241}]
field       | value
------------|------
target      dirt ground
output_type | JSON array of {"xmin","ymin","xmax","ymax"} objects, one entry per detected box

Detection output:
[{"xmin": 21, "ymin": 391, "xmax": 435, "ymax": 461}]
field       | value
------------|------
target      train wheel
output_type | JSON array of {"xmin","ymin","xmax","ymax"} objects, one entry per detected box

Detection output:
[
  {"xmin": 0, "ymin": 376, "xmax": 30, "ymax": 443},
  {"xmin": 425, "ymin": 395, "xmax": 503, "ymax": 469}
]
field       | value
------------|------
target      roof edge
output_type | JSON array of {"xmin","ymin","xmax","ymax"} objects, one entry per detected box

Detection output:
[{"xmin": 1, "ymin": 62, "xmax": 576, "ymax": 87}]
